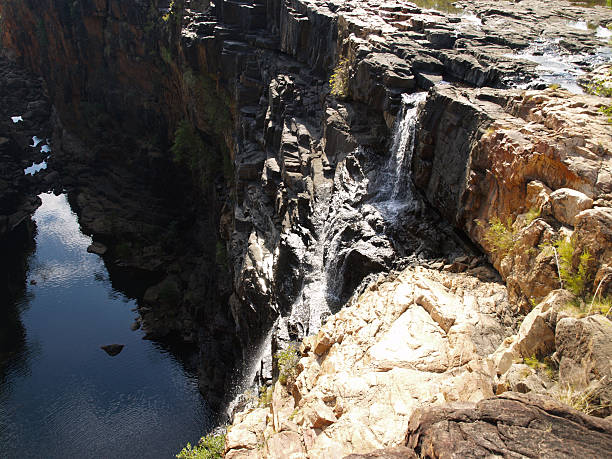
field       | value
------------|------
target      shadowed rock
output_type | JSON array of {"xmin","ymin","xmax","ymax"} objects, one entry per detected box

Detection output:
[{"xmin": 100, "ymin": 344, "xmax": 125, "ymax": 357}]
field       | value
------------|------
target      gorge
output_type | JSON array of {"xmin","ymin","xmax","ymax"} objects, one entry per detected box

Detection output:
[{"xmin": 0, "ymin": 0, "xmax": 612, "ymax": 457}]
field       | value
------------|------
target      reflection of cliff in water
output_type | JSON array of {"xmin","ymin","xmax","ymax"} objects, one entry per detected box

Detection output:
[{"xmin": 0, "ymin": 219, "xmax": 36, "ymax": 394}]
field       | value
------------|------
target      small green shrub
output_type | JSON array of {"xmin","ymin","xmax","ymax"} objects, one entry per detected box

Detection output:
[
  {"xmin": 176, "ymin": 433, "xmax": 225, "ymax": 459},
  {"xmin": 600, "ymin": 104, "xmax": 612, "ymax": 124},
  {"xmin": 589, "ymin": 294, "xmax": 612, "ymax": 315},
  {"xmin": 480, "ymin": 216, "xmax": 516, "ymax": 256},
  {"xmin": 524, "ymin": 355, "xmax": 557, "ymax": 380},
  {"xmin": 329, "ymin": 58, "xmax": 350, "ymax": 98},
  {"xmin": 258, "ymin": 385, "xmax": 273, "ymax": 407},
  {"xmin": 275, "ymin": 344, "xmax": 300, "ymax": 385},
  {"xmin": 553, "ymin": 236, "xmax": 592, "ymax": 297},
  {"xmin": 524, "ymin": 207, "xmax": 541, "ymax": 226}
]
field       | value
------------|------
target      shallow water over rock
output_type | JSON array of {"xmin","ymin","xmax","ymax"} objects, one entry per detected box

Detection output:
[{"xmin": 0, "ymin": 193, "xmax": 213, "ymax": 459}]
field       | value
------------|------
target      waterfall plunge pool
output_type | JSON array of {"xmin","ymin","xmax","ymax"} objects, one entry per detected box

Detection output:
[{"xmin": 0, "ymin": 193, "xmax": 214, "ymax": 459}]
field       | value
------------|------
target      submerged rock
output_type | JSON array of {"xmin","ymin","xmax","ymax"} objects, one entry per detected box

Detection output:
[{"xmin": 100, "ymin": 344, "xmax": 125, "ymax": 357}]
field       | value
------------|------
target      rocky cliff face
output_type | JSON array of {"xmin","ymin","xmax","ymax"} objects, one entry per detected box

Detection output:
[{"xmin": 1, "ymin": 0, "xmax": 611, "ymax": 447}]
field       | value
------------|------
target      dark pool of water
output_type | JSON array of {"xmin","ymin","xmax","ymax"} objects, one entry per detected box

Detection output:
[{"xmin": 0, "ymin": 193, "xmax": 214, "ymax": 459}]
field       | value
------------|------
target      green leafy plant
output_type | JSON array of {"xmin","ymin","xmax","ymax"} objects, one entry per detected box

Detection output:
[
  {"xmin": 479, "ymin": 216, "xmax": 517, "ymax": 256},
  {"xmin": 524, "ymin": 207, "xmax": 541, "ymax": 226},
  {"xmin": 176, "ymin": 433, "xmax": 225, "ymax": 459},
  {"xmin": 329, "ymin": 58, "xmax": 350, "ymax": 98},
  {"xmin": 258, "ymin": 385, "xmax": 273, "ymax": 408},
  {"xmin": 275, "ymin": 344, "xmax": 300, "ymax": 385},
  {"xmin": 524, "ymin": 354, "xmax": 557, "ymax": 380},
  {"xmin": 553, "ymin": 236, "xmax": 592, "ymax": 297}
]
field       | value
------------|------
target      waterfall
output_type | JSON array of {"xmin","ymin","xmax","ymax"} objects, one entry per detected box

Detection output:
[
  {"xmin": 377, "ymin": 92, "xmax": 427, "ymax": 213},
  {"xmin": 226, "ymin": 322, "xmax": 274, "ymax": 418},
  {"xmin": 228, "ymin": 91, "xmax": 429, "ymax": 414},
  {"xmin": 288, "ymin": 92, "xmax": 428, "ymax": 337}
]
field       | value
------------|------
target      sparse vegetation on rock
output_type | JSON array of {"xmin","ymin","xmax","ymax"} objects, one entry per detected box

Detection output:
[
  {"xmin": 275, "ymin": 345, "xmax": 299, "ymax": 385},
  {"xmin": 329, "ymin": 58, "xmax": 350, "ymax": 98},
  {"xmin": 176, "ymin": 433, "xmax": 225, "ymax": 459}
]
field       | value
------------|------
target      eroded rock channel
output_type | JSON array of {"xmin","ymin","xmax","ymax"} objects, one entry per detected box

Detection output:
[{"xmin": 0, "ymin": 0, "xmax": 611, "ymax": 457}]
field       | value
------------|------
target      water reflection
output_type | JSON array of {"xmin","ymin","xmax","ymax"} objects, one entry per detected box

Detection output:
[{"xmin": 0, "ymin": 193, "xmax": 213, "ymax": 459}]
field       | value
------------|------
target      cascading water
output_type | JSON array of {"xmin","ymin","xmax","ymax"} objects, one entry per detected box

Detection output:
[
  {"xmin": 228, "ymin": 92, "xmax": 430, "ymax": 413},
  {"xmin": 289, "ymin": 91, "xmax": 428, "ymax": 337},
  {"xmin": 376, "ymin": 92, "xmax": 428, "ymax": 212}
]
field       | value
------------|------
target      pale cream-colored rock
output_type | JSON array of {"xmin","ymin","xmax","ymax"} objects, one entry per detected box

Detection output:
[
  {"xmin": 225, "ymin": 449, "xmax": 263, "ymax": 459},
  {"xmin": 497, "ymin": 363, "xmax": 548, "ymax": 394},
  {"xmin": 556, "ymin": 315, "xmax": 612, "ymax": 410},
  {"xmin": 526, "ymin": 180, "xmax": 552, "ymax": 212},
  {"xmin": 549, "ymin": 188, "xmax": 594, "ymax": 226},
  {"xmin": 490, "ymin": 289, "xmax": 573, "ymax": 376},
  {"xmin": 301, "ymin": 399, "xmax": 337, "ymax": 429},
  {"xmin": 265, "ymin": 431, "xmax": 306, "ymax": 459},
  {"xmin": 313, "ymin": 329, "xmax": 334, "ymax": 356},
  {"xmin": 227, "ymin": 267, "xmax": 512, "ymax": 458},
  {"xmin": 271, "ymin": 381, "xmax": 295, "ymax": 432},
  {"xmin": 225, "ymin": 408, "xmax": 268, "ymax": 454}
]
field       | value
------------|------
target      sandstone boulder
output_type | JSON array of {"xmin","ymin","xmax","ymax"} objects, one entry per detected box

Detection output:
[
  {"xmin": 556, "ymin": 315, "xmax": 612, "ymax": 412},
  {"xmin": 405, "ymin": 392, "xmax": 612, "ymax": 458},
  {"xmin": 549, "ymin": 188, "xmax": 594, "ymax": 227}
]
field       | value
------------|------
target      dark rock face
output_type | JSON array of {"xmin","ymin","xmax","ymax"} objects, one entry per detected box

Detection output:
[
  {"xmin": 405, "ymin": 392, "xmax": 612, "ymax": 458},
  {"xmin": 0, "ymin": 56, "xmax": 52, "ymax": 301}
]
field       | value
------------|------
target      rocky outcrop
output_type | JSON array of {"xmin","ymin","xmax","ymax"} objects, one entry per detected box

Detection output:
[
  {"xmin": 224, "ymin": 266, "xmax": 515, "ymax": 457},
  {"xmin": 414, "ymin": 86, "xmax": 612, "ymax": 308},
  {"xmin": 406, "ymin": 392, "xmax": 612, "ymax": 458},
  {"xmin": 226, "ymin": 265, "xmax": 612, "ymax": 457}
]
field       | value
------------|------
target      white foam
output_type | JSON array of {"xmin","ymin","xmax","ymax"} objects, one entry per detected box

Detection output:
[
  {"xmin": 24, "ymin": 160, "xmax": 47, "ymax": 175},
  {"xmin": 568, "ymin": 20, "xmax": 588, "ymax": 31},
  {"xmin": 11, "ymin": 116, "xmax": 23, "ymax": 123},
  {"xmin": 596, "ymin": 26, "xmax": 612, "ymax": 40}
]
